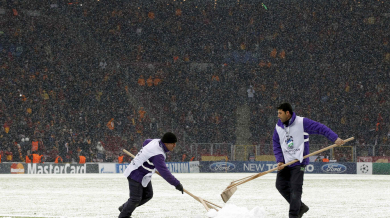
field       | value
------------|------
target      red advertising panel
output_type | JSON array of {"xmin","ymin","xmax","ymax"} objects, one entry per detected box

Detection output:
[{"xmin": 357, "ymin": 156, "xmax": 390, "ymax": 163}]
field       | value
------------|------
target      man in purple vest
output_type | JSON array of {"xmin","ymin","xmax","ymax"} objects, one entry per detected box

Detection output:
[
  {"xmin": 118, "ymin": 132, "xmax": 184, "ymax": 218},
  {"xmin": 273, "ymin": 103, "xmax": 344, "ymax": 218}
]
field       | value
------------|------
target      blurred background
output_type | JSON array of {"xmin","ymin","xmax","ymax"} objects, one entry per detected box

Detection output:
[{"xmin": 0, "ymin": 0, "xmax": 388, "ymax": 164}]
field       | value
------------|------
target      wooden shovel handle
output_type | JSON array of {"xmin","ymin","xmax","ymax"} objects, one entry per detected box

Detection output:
[
  {"xmin": 226, "ymin": 168, "xmax": 277, "ymax": 191},
  {"xmin": 204, "ymin": 199, "xmax": 223, "ymax": 209},
  {"xmin": 122, "ymin": 149, "xmax": 136, "ymax": 159},
  {"xmin": 227, "ymin": 174, "xmax": 259, "ymax": 188},
  {"xmin": 227, "ymin": 137, "xmax": 354, "ymax": 190}
]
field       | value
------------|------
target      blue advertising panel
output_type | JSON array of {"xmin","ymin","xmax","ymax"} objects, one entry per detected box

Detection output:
[
  {"xmin": 199, "ymin": 161, "xmax": 277, "ymax": 173},
  {"xmin": 313, "ymin": 163, "xmax": 356, "ymax": 174},
  {"xmin": 200, "ymin": 162, "xmax": 356, "ymax": 174},
  {"xmin": 116, "ymin": 163, "xmax": 128, "ymax": 173},
  {"xmin": 116, "ymin": 162, "xmax": 191, "ymax": 174},
  {"xmin": 166, "ymin": 162, "xmax": 190, "ymax": 173}
]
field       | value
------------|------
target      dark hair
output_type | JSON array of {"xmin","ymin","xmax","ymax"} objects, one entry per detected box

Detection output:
[
  {"xmin": 277, "ymin": 103, "xmax": 293, "ymax": 114},
  {"xmin": 161, "ymin": 132, "xmax": 177, "ymax": 144}
]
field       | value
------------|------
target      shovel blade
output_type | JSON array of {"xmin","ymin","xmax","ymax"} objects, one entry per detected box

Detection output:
[{"xmin": 221, "ymin": 186, "xmax": 237, "ymax": 203}]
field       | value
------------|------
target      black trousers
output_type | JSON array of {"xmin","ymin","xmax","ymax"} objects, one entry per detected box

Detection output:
[
  {"xmin": 275, "ymin": 165, "xmax": 305, "ymax": 218},
  {"xmin": 118, "ymin": 178, "xmax": 153, "ymax": 218}
]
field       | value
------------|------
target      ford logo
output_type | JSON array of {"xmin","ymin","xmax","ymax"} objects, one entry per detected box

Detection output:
[
  {"xmin": 321, "ymin": 163, "xmax": 347, "ymax": 174},
  {"xmin": 209, "ymin": 162, "xmax": 235, "ymax": 172}
]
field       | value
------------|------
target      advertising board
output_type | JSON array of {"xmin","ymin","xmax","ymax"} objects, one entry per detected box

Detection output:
[{"xmin": 199, "ymin": 162, "xmax": 356, "ymax": 174}]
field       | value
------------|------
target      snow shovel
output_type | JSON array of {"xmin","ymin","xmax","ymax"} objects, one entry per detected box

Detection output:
[
  {"xmin": 221, "ymin": 137, "xmax": 354, "ymax": 203},
  {"xmin": 122, "ymin": 149, "xmax": 222, "ymax": 211}
]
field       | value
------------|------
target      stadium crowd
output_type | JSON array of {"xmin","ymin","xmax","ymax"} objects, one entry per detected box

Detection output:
[{"xmin": 0, "ymin": 0, "xmax": 389, "ymax": 163}]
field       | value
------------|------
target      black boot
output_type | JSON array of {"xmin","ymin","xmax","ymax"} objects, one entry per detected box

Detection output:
[
  {"xmin": 118, "ymin": 205, "xmax": 123, "ymax": 212},
  {"xmin": 298, "ymin": 203, "xmax": 309, "ymax": 218}
]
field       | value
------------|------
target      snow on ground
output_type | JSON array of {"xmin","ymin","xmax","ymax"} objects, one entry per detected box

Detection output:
[
  {"xmin": 0, "ymin": 173, "xmax": 390, "ymax": 218},
  {"xmin": 206, "ymin": 204, "xmax": 266, "ymax": 218}
]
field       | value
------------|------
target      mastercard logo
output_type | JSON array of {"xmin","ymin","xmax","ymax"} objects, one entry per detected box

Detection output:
[{"xmin": 10, "ymin": 163, "xmax": 25, "ymax": 174}]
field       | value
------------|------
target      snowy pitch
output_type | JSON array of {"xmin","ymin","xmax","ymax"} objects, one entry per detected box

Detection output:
[{"xmin": 0, "ymin": 173, "xmax": 390, "ymax": 218}]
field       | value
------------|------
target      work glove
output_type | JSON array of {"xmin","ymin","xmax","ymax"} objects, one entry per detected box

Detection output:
[{"xmin": 175, "ymin": 183, "xmax": 184, "ymax": 194}]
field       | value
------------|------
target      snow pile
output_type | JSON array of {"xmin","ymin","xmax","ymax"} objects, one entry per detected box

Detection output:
[{"xmin": 206, "ymin": 204, "xmax": 266, "ymax": 218}]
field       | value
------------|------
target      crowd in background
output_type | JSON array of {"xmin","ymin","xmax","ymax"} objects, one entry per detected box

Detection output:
[{"xmin": 0, "ymin": 0, "xmax": 390, "ymax": 163}]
